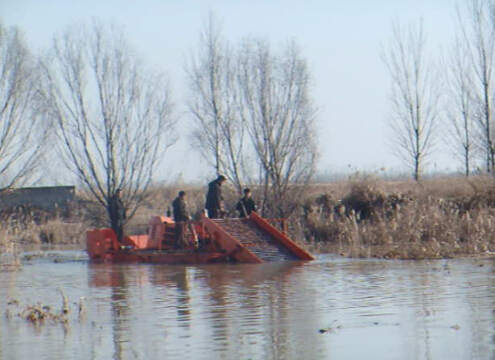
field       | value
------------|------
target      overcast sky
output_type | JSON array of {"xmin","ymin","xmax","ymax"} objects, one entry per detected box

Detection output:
[{"xmin": 1, "ymin": 0, "xmax": 460, "ymax": 183}]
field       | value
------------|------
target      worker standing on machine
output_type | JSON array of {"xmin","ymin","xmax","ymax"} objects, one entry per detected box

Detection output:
[
  {"xmin": 236, "ymin": 188, "xmax": 257, "ymax": 218},
  {"xmin": 108, "ymin": 188, "xmax": 126, "ymax": 244},
  {"xmin": 172, "ymin": 191, "xmax": 191, "ymax": 249},
  {"xmin": 205, "ymin": 175, "xmax": 227, "ymax": 219}
]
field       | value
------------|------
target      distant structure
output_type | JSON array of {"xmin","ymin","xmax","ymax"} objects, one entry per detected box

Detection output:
[{"xmin": 0, "ymin": 186, "xmax": 76, "ymax": 215}]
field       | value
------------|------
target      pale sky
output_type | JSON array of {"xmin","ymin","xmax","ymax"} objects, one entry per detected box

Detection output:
[{"xmin": 1, "ymin": 0, "xmax": 459, "ymax": 183}]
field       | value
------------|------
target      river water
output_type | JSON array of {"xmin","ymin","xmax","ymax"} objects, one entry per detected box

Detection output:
[{"xmin": 1, "ymin": 251, "xmax": 495, "ymax": 360}]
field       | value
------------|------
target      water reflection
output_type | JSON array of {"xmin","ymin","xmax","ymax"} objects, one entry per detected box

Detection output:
[
  {"xmin": 109, "ymin": 266, "xmax": 129, "ymax": 360},
  {"xmin": 86, "ymin": 261, "xmax": 317, "ymax": 359},
  {"xmin": 3, "ymin": 255, "xmax": 495, "ymax": 359}
]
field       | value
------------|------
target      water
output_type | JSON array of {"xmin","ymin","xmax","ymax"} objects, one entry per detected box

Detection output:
[{"xmin": 1, "ymin": 252, "xmax": 495, "ymax": 360}]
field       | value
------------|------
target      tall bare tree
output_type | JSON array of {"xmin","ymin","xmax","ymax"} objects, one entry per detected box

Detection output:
[
  {"xmin": 40, "ymin": 21, "xmax": 176, "ymax": 223},
  {"xmin": 456, "ymin": 0, "xmax": 495, "ymax": 173},
  {"xmin": 186, "ymin": 13, "xmax": 245, "ymax": 193},
  {"xmin": 238, "ymin": 39, "xmax": 318, "ymax": 217},
  {"xmin": 187, "ymin": 15, "xmax": 318, "ymax": 216},
  {"xmin": 0, "ymin": 22, "xmax": 49, "ymax": 190},
  {"xmin": 445, "ymin": 36, "xmax": 477, "ymax": 176},
  {"xmin": 382, "ymin": 21, "xmax": 439, "ymax": 181}
]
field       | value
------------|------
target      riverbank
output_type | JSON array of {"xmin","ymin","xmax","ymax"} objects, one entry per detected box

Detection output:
[
  {"xmin": 2, "ymin": 175, "xmax": 495, "ymax": 261},
  {"xmin": 302, "ymin": 175, "xmax": 495, "ymax": 259}
]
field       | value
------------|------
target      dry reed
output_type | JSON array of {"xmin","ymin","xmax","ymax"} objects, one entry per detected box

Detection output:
[
  {"xmin": 302, "ymin": 175, "xmax": 495, "ymax": 259},
  {"xmin": 5, "ymin": 288, "xmax": 84, "ymax": 325},
  {"xmin": 4, "ymin": 175, "xmax": 495, "ymax": 261}
]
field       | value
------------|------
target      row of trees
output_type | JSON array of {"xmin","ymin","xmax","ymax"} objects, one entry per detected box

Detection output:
[
  {"xmin": 0, "ymin": 20, "xmax": 177, "ymax": 223},
  {"xmin": 186, "ymin": 14, "xmax": 317, "ymax": 217},
  {"xmin": 7, "ymin": 0, "xmax": 493, "ymax": 221},
  {"xmin": 0, "ymin": 16, "xmax": 317, "ymax": 221},
  {"xmin": 383, "ymin": 0, "xmax": 495, "ymax": 180},
  {"xmin": 0, "ymin": 24, "xmax": 49, "ymax": 190}
]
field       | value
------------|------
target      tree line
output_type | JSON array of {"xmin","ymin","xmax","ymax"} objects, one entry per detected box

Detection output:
[
  {"xmin": 2, "ymin": 0, "xmax": 493, "ymax": 223},
  {"xmin": 382, "ymin": 0, "xmax": 495, "ymax": 180},
  {"xmin": 186, "ymin": 13, "xmax": 317, "ymax": 218},
  {"xmin": 0, "ymin": 15, "xmax": 316, "ymax": 222}
]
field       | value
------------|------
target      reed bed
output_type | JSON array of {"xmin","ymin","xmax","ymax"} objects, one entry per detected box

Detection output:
[
  {"xmin": 3, "ymin": 175, "xmax": 495, "ymax": 261},
  {"xmin": 0, "ymin": 216, "xmax": 88, "ymax": 246},
  {"xmin": 302, "ymin": 175, "xmax": 495, "ymax": 259},
  {"xmin": 0, "ymin": 206, "xmax": 89, "ymax": 270}
]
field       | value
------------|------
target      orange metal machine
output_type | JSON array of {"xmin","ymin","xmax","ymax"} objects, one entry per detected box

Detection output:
[{"xmin": 86, "ymin": 212, "xmax": 314, "ymax": 264}]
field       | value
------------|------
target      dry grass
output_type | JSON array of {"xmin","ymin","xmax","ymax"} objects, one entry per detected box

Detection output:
[
  {"xmin": 0, "ymin": 219, "xmax": 87, "ymax": 272},
  {"xmin": 4, "ymin": 175, "xmax": 495, "ymax": 261},
  {"xmin": 0, "ymin": 205, "xmax": 89, "ymax": 270},
  {"xmin": 302, "ymin": 175, "xmax": 495, "ymax": 259},
  {"xmin": 0, "ymin": 217, "xmax": 88, "ymax": 246},
  {"xmin": 5, "ymin": 288, "xmax": 85, "ymax": 325},
  {"xmin": 0, "ymin": 241, "xmax": 21, "ymax": 271}
]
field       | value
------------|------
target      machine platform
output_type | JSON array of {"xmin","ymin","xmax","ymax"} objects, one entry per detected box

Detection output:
[{"xmin": 86, "ymin": 212, "xmax": 314, "ymax": 264}]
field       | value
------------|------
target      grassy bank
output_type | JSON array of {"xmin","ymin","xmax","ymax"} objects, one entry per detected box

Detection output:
[
  {"xmin": 302, "ymin": 175, "xmax": 495, "ymax": 259},
  {"xmin": 0, "ymin": 206, "xmax": 89, "ymax": 271},
  {"xmin": 0, "ymin": 207, "xmax": 88, "ymax": 246},
  {"xmin": 3, "ymin": 175, "xmax": 495, "ymax": 261}
]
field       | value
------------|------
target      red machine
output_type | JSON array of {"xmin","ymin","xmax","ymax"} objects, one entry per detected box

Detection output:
[{"xmin": 86, "ymin": 212, "xmax": 314, "ymax": 264}]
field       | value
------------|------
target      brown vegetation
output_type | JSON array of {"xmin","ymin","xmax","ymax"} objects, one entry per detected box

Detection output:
[
  {"xmin": 302, "ymin": 175, "xmax": 495, "ymax": 259},
  {"xmin": 130, "ymin": 175, "xmax": 495, "ymax": 260},
  {"xmin": 4, "ymin": 175, "xmax": 495, "ymax": 261},
  {"xmin": 5, "ymin": 289, "xmax": 85, "ymax": 325},
  {"xmin": 0, "ymin": 205, "xmax": 88, "ymax": 246}
]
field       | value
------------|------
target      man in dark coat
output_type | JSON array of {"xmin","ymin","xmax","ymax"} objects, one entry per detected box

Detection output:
[
  {"xmin": 236, "ymin": 188, "xmax": 257, "ymax": 218},
  {"xmin": 108, "ymin": 188, "xmax": 126, "ymax": 243},
  {"xmin": 172, "ymin": 191, "xmax": 191, "ymax": 249},
  {"xmin": 205, "ymin": 175, "xmax": 226, "ymax": 219}
]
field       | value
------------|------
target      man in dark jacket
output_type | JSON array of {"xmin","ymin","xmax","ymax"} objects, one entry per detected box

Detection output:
[
  {"xmin": 172, "ymin": 191, "xmax": 190, "ymax": 249},
  {"xmin": 108, "ymin": 188, "xmax": 126, "ymax": 243},
  {"xmin": 205, "ymin": 175, "xmax": 226, "ymax": 219},
  {"xmin": 236, "ymin": 188, "xmax": 257, "ymax": 218}
]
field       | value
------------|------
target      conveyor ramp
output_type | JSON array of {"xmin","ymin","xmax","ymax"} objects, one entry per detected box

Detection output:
[
  {"xmin": 212, "ymin": 219, "xmax": 297, "ymax": 261},
  {"xmin": 201, "ymin": 212, "xmax": 315, "ymax": 263}
]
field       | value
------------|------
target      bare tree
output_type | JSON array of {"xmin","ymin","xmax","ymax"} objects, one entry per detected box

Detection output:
[
  {"xmin": 187, "ymin": 15, "xmax": 318, "ymax": 216},
  {"xmin": 445, "ymin": 36, "xmax": 477, "ymax": 176},
  {"xmin": 186, "ymin": 13, "xmax": 246, "ymax": 193},
  {"xmin": 456, "ymin": 0, "xmax": 495, "ymax": 173},
  {"xmin": 382, "ymin": 21, "xmax": 439, "ymax": 181},
  {"xmin": 0, "ymin": 22, "xmax": 49, "ymax": 190},
  {"xmin": 238, "ymin": 39, "xmax": 318, "ymax": 218},
  {"xmin": 40, "ymin": 21, "xmax": 176, "ymax": 223}
]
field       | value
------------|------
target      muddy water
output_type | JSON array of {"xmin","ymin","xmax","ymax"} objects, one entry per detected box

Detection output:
[{"xmin": 1, "ymin": 253, "xmax": 495, "ymax": 360}]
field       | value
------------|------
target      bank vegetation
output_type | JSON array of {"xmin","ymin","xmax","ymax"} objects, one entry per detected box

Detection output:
[
  {"xmin": 302, "ymin": 175, "xmax": 495, "ymax": 259},
  {"xmin": 6, "ymin": 1, "xmax": 495, "ymax": 262},
  {"xmin": 3, "ymin": 175, "xmax": 495, "ymax": 261}
]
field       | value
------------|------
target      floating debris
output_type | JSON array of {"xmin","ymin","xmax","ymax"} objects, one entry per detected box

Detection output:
[
  {"xmin": 318, "ymin": 319, "xmax": 342, "ymax": 334},
  {"xmin": 5, "ymin": 289, "xmax": 83, "ymax": 325},
  {"xmin": 76, "ymin": 297, "xmax": 86, "ymax": 320},
  {"xmin": 20, "ymin": 303, "xmax": 68, "ymax": 323},
  {"xmin": 58, "ymin": 287, "xmax": 70, "ymax": 315},
  {"xmin": 7, "ymin": 298, "xmax": 19, "ymax": 306}
]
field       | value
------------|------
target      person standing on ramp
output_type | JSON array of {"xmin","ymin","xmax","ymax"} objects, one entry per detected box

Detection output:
[
  {"xmin": 205, "ymin": 175, "xmax": 227, "ymax": 219},
  {"xmin": 236, "ymin": 188, "xmax": 257, "ymax": 218}
]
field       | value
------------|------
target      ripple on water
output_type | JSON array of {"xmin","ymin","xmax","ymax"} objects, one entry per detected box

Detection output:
[{"xmin": 2, "ymin": 254, "xmax": 495, "ymax": 359}]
